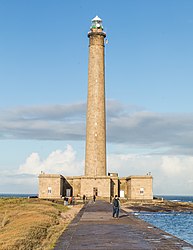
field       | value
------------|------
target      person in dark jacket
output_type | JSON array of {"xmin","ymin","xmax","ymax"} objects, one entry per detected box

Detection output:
[
  {"xmin": 112, "ymin": 195, "xmax": 120, "ymax": 218},
  {"xmin": 83, "ymin": 194, "xmax": 86, "ymax": 204}
]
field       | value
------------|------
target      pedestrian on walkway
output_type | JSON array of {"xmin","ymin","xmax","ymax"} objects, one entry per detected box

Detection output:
[
  {"xmin": 112, "ymin": 195, "xmax": 120, "ymax": 218},
  {"xmin": 64, "ymin": 196, "xmax": 68, "ymax": 206},
  {"xmin": 93, "ymin": 194, "xmax": 96, "ymax": 202},
  {"xmin": 72, "ymin": 196, "xmax": 75, "ymax": 205}
]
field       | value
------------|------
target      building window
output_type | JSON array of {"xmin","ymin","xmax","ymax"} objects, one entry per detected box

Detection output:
[
  {"xmin": 140, "ymin": 187, "xmax": 144, "ymax": 195},
  {"xmin": 48, "ymin": 187, "xmax": 52, "ymax": 194}
]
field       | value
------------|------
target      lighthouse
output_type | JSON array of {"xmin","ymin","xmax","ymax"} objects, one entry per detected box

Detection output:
[
  {"xmin": 85, "ymin": 16, "xmax": 107, "ymax": 177},
  {"xmin": 38, "ymin": 16, "xmax": 153, "ymax": 201}
]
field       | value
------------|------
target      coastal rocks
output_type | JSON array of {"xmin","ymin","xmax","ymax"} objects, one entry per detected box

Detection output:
[{"xmin": 123, "ymin": 200, "xmax": 193, "ymax": 213}]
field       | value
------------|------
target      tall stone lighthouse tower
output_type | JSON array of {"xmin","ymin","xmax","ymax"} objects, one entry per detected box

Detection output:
[
  {"xmin": 38, "ymin": 16, "xmax": 153, "ymax": 201},
  {"xmin": 85, "ymin": 16, "xmax": 107, "ymax": 176}
]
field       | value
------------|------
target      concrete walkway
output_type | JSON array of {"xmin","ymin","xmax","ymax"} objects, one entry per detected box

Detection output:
[{"xmin": 54, "ymin": 200, "xmax": 193, "ymax": 250}]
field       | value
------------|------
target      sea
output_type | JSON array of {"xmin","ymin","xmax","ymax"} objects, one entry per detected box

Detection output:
[
  {"xmin": 135, "ymin": 195, "xmax": 193, "ymax": 246},
  {"xmin": 1, "ymin": 194, "xmax": 193, "ymax": 245},
  {"xmin": 0, "ymin": 193, "xmax": 37, "ymax": 198}
]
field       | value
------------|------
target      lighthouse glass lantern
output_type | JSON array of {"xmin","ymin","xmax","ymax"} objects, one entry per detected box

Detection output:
[{"xmin": 91, "ymin": 16, "xmax": 103, "ymax": 30}]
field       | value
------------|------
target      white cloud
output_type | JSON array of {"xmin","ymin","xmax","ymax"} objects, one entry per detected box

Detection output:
[
  {"xmin": 161, "ymin": 156, "xmax": 183, "ymax": 176},
  {"xmin": 19, "ymin": 144, "xmax": 84, "ymax": 176},
  {"xmin": 19, "ymin": 153, "xmax": 42, "ymax": 175}
]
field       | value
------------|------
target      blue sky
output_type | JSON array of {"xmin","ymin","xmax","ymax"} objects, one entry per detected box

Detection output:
[{"xmin": 1, "ymin": 0, "xmax": 193, "ymax": 195}]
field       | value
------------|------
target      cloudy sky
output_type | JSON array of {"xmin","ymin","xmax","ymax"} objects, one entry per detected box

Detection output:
[{"xmin": 1, "ymin": 0, "xmax": 193, "ymax": 195}]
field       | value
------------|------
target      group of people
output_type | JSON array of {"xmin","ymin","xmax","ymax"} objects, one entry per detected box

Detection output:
[
  {"xmin": 83, "ymin": 194, "xmax": 96, "ymax": 203},
  {"xmin": 64, "ymin": 194, "xmax": 120, "ymax": 218},
  {"xmin": 64, "ymin": 196, "xmax": 75, "ymax": 206},
  {"xmin": 82, "ymin": 194, "xmax": 120, "ymax": 218}
]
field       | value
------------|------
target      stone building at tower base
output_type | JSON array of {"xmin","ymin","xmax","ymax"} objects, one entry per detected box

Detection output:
[{"xmin": 38, "ymin": 173, "xmax": 153, "ymax": 201}]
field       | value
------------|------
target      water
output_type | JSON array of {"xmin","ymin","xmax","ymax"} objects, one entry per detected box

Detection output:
[
  {"xmin": 0, "ymin": 193, "xmax": 37, "ymax": 198},
  {"xmin": 136, "ymin": 195, "xmax": 193, "ymax": 246},
  {"xmin": 156, "ymin": 195, "xmax": 193, "ymax": 203}
]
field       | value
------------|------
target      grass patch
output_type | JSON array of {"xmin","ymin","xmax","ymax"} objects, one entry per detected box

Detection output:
[
  {"xmin": 1, "ymin": 211, "xmax": 9, "ymax": 227},
  {"xmin": 0, "ymin": 198, "xmax": 83, "ymax": 250}
]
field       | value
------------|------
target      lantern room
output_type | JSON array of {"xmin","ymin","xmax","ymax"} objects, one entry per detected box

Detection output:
[{"xmin": 91, "ymin": 16, "xmax": 103, "ymax": 30}]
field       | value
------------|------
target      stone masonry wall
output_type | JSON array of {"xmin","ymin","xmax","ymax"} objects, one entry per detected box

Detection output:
[
  {"xmin": 85, "ymin": 28, "xmax": 107, "ymax": 176},
  {"xmin": 65, "ymin": 177, "xmax": 81, "ymax": 197},
  {"xmin": 38, "ymin": 174, "xmax": 64, "ymax": 199},
  {"xmin": 127, "ymin": 176, "xmax": 153, "ymax": 200},
  {"xmin": 80, "ymin": 177, "xmax": 110, "ymax": 198}
]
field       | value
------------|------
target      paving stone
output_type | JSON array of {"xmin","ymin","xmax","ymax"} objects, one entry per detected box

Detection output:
[{"xmin": 54, "ymin": 200, "xmax": 193, "ymax": 250}]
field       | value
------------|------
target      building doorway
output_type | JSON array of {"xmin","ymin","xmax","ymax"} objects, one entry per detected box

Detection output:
[
  {"xmin": 66, "ymin": 188, "xmax": 71, "ymax": 197},
  {"xmin": 93, "ymin": 187, "xmax": 98, "ymax": 196}
]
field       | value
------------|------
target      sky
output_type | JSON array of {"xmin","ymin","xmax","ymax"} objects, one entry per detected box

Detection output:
[{"xmin": 0, "ymin": 0, "xmax": 193, "ymax": 195}]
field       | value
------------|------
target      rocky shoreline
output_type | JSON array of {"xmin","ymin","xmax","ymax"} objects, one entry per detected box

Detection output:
[{"xmin": 123, "ymin": 199, "xmax": 193, "ymax": 213}]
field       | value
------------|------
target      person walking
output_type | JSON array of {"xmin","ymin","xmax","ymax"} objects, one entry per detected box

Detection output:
[
  {"xmin": 112, "ymin": 195, "xmax": 120, "ymax": 218},
  {"xmin": 93, "ymin": 194, "xmax": 96, "ymax": 203},
  {"xmin": 64, "ymin": 196, "xmax": 68, "ymax": 206}
]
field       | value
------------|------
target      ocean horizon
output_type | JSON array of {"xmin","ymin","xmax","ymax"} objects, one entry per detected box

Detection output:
[
  {"xmin": 0, "ymin": 193, "xmax": 38, "ymax": 198},
  {"xmin": 1, "ymin": 193, "xmax": 193, "ymax": 201},
  {"xmin": 156, "ymin": 195, "xmax": 193, "ymax": 203}
]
